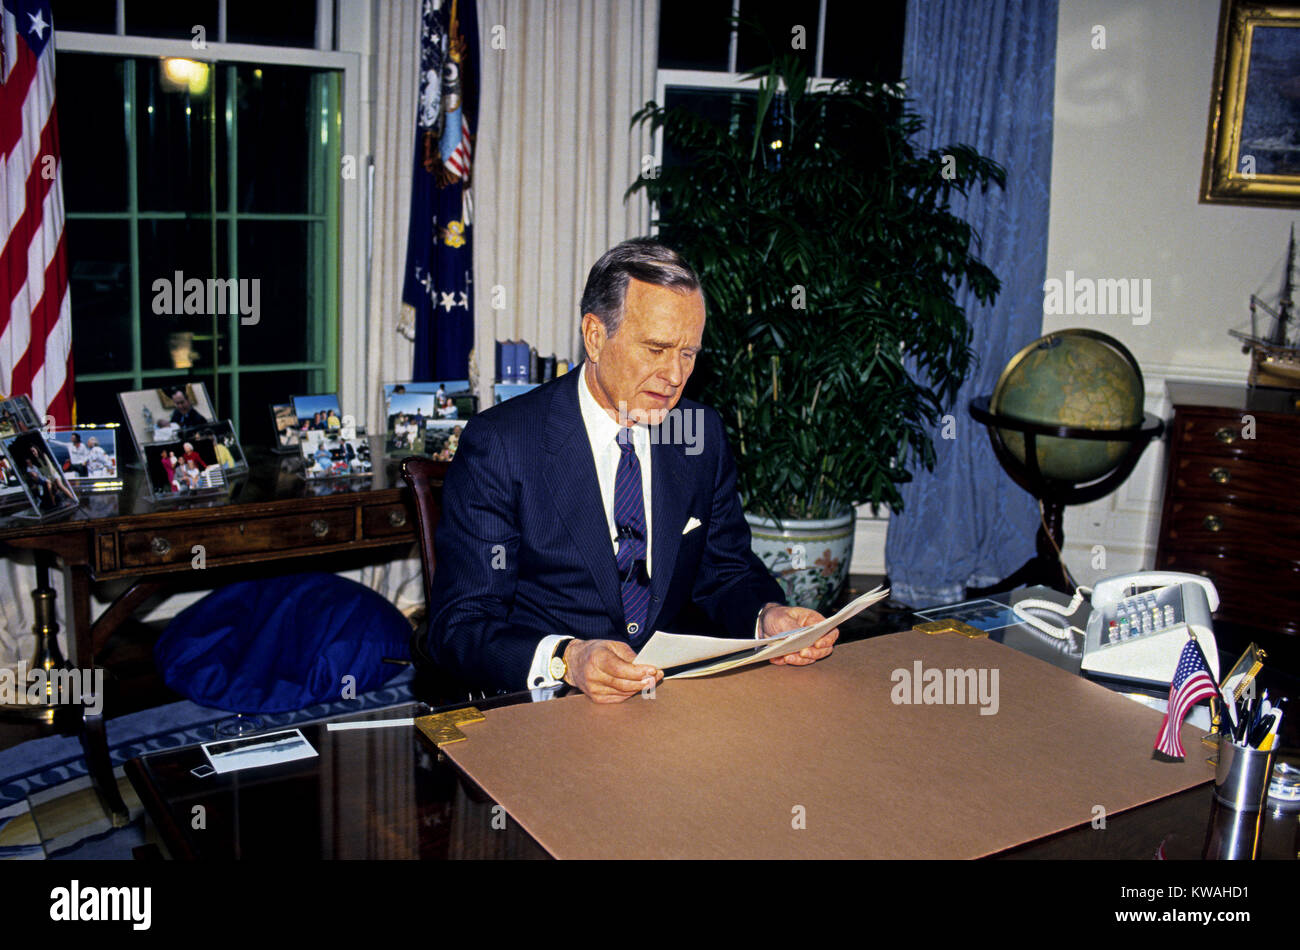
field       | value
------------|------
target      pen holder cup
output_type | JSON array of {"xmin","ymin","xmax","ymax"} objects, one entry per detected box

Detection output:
[{"xmin": 1213, "ymin": 741, "xmax": 1276, "ymax": 812}]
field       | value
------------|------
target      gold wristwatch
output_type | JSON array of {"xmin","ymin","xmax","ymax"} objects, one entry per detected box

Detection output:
[{"xmin": 548, "ymin": 638, "xmax": 574, "ymax": 683}]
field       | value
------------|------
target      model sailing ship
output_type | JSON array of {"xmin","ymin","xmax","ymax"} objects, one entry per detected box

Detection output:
[{"xmin": 1230, "ymin": 224, "xmax": 1299, "ymax": 388}]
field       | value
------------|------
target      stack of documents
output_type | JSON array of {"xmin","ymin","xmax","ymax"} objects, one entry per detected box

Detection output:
[{"xmin": 634, "ymin": 586, "xmax": 890, "ymax": 678}]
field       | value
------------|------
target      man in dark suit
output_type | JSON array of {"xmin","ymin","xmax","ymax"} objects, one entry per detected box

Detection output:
[{"xmin": 426, "ymin": 239, "xmax": 839, "ymax": 702}]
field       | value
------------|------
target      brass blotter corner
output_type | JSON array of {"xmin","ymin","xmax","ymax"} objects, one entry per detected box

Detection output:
[
  {"xmin": 415, "ymin": 707, "xmax": 485, "ymax": 747},
  {"xmin": 913, "ymin": 619, "xmax": 988, "ymax": 640}
]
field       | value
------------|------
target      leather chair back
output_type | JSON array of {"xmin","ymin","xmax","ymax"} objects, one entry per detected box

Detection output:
[{"xmin": 399, "ymin": 456, "xmax": 447, "ymax": 601}]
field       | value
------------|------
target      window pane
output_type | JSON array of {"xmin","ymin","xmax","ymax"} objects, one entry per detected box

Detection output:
[
  {"xmin": 74, "ymin": 379, "xmax": 130, "ymax": 432},
  {"xmin": 823, "ymin": 0, "xmax": 906, "ymax": 82},
  {"xmin": 53, "ymin": 0, "xmax": 118, "ymax": 34},
  {"xmin": 125, "ymin": 0, "xmax": 217, "ymax": 41},
  {"xmin": 228, "ymin": 369, "xmax": 313, "ymax": 448},
  {"xmin": 234, "ymin": 221, "xmax": 321, "ymax": 367},
  {"xmin": 57, "ymin": 54, "xmax": 129, "ymax": 212},
  {"xmin": 227, "ymin": 0, "xmax": 317, "ymax": 48},
  {"xmin": 137, "ymin": 218, "xmax": 229, "ymax": 373},
  {"xmin": 658, "ymin": 0, "xmax": 733, "ymax": 70},
  {"xmin": 662, "ymin": 87, "xmax": 760, "ymax": 166},
  {"xmin": 68, "ymin": 219, "xmax": 132, "ymax": 376},
  {"xmin": 736, "ymin": 0, "xmax": 819, "ymax": 74},
  {"xmin": 230, "ymin": 64, "xmax": 334, "ymax": 214},
  {"xmin": 137, "ymin": 57, "xmax": 216, "ymax": 213}
]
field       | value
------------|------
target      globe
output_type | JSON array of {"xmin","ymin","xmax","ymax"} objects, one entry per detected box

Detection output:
[{"xmin": 990, "ymin": 329, "xmax": 1144, "ymax": 483}]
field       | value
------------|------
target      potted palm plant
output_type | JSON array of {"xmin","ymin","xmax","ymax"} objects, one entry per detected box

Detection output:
[{"xmin": 629, "ymin": 54, "xmax": 1004, "ymax": 611}]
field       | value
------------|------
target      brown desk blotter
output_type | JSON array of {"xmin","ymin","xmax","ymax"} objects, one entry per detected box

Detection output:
[{"xmin": 440, "ymin": 630, "xmax": 1213, "ymax": 858}]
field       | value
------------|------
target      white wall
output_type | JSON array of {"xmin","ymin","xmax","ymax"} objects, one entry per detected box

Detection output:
[
  {"xmin": 1046, "ymin": 0, "xmax": 1292, "ymax": 587},
  {"xmin": 853, "ymin": 0, "xmax": 1295, "ymax": 585}
]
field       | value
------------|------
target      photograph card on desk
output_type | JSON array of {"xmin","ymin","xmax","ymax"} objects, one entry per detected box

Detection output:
[{"xmin": 439, "ymin": 631, "xmax": 1214, "ymax": 859}]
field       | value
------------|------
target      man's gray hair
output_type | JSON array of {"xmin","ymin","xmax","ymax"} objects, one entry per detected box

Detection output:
[{"xmin": 579, "ymin": 238, "xmax": 701, "ymax": 337}]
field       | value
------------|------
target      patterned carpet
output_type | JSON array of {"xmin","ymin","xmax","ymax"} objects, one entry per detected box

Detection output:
[{"xmin": 0, "ymin": 668, "xmax": 416, "ymax": 860}]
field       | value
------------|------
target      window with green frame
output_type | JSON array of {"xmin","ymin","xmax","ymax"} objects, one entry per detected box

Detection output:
[{"xmin": 57, "ymin": 51, "xmax": 341, "ymax": 444}]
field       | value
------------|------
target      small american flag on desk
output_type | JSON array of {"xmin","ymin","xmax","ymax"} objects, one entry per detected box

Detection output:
[{"xmin": 1154, "ymin": 637, "xmax": 1218, "ymax": 759}]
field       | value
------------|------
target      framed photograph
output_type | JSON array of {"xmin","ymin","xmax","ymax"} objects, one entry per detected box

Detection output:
[
  {"xmin": 1202, "ymin": 0, "xmax": 1300, "ymax": 206},
  {"xmin": 0, "ymin": 451, "xmax": 29, "ymax": 509},
  {"xmin": 423, "ymin": 419, "xmax": 464, "ymax": 461},
  {"xmin": 0, "ymin": 430, "xmax": 79, "ymax": 518},
  {"xmin": 383, "ymin": 380, "xmax": 475, "ymax": 424},
  {"xmin": 291, "ymin": 393, "xmax": 345, "ymax": 437},
  {"xmin": 269, "ymin": 403, "xmax": 300, "ymax": 451},
  {"xmin": 300, "ymin": 433, "xmax": 372, "ymax": 480},
  {"xmin": 142, "ymin": 436, "xmax": 229, "ymax": 500},
  {"xmin": 179, "ymin": 420, "xmax": 248, "ymax": 476},
  {"xmin": 47, "ymin": 425, "xmax": 121, "ymax": 491},
  {"xmin": 0, "ymin": 397, "xmax": 39, "ymax": 510},
  {"xmin": 385, "ymin": 391, "xmax": 437, "ymax": 452},
  {"xmin": 118, "ymin": 383, "xmax": 216, "ymax": 457},
  {"xmin": 0, "ymin": 395, "xmax": 42, "ymax": 435}
]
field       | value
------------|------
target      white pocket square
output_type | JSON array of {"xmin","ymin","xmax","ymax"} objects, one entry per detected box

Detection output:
[{"xmin": 683, "ymin": 517, "xmax": 702, "ymax": 535}]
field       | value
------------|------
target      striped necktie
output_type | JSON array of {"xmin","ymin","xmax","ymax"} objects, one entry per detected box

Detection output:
[{"xmin": 614, "ymin": 431, "xmax": 650, "ymax": 644}]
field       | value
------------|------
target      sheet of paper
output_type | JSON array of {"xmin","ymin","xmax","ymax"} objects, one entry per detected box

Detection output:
[
  {"xmin": 634, "ymin": 586, "xmax": 889, "ymax": 678},
  {"xmin": 201, "ymin": 728, "xmax": 317, "ymax": 774}
]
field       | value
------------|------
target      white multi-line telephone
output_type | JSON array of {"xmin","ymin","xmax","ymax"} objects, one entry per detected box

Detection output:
[{"xmin": 1013, "ymin": 572, "xmax": 1220, "ymax": 687}]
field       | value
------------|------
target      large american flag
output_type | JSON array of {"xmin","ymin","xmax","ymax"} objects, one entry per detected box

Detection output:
[
  {"xmin": 0, "ymin": 0, "xmax": 72, "ymax": 425},
  {"xmin": 1155, "ymin": 638, "xmax": 1218, "ymax": 759}
]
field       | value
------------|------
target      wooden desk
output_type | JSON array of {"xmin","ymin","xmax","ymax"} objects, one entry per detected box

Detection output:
[
  {"xmin": 0, "ymin": 442, "xmax": 444, "ymax": 824},
  {"xmin": 124, "ymin": 691, "xmax": 1299, "ymax": 861}
]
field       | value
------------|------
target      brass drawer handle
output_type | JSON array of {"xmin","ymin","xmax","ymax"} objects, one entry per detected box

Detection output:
[
  {"xmin": 1209, "ymin": 466, "xmax": 1230, "ymax": 485},
  {"xmin": 150, "ymin": 536, "xmax": 171, "ymax": 556},
  {"xmin": 387, "ymin": 509, "xmax": 407, "ymax": 528},
  {"xmin": 311, "ymin": 519, "xmax": 329, "ymax": 539},
  {"xmin": 1202, "ymin": 515, "xmax": 1223, "ymax": 532},
  {"xmin": 1214, "ymin": 426, "xmax": 1236, "ymax": 444}
]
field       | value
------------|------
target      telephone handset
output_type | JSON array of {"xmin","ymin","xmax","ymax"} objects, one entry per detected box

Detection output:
[{"xmin": 1013, "ymin": 571, "xmax": 1220, "ymax": 687}]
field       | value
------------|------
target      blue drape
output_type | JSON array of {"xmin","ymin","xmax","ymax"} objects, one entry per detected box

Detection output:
[{"xmin": 884, "ymin": 0, "xmax": 1057, "ymax": 607}]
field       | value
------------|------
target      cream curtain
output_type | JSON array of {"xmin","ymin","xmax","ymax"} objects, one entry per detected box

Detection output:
[
  {"xmin": 360, "ymin": 0, "xmax": 424, "ymax": 611},
  {"xmin": 364, "ymin": 0, "xmax": 420, "ymax": 436},
  {"xmin": 472, "ymin": 0, "xmax": 659, "ymax": 410},
  {"xmin": 366, "ymin": 0, "xmax": 659, "ymax": 611}
]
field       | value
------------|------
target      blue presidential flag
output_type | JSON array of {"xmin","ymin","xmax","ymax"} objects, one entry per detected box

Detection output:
[{"xmin": 402, "ymin": 0, "xmax": 478, "ymax": 381}]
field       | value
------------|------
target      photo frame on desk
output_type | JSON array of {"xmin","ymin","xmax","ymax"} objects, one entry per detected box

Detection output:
[
  {"xmin": 423, "ymin": 419, "xmax": 463, "ymax": 461},
  {"xmin": 0, "ymin": 451, "xmax": 31, "ymax": 510},
  {"xmin": 47, "ymin": 425, "xmax": 122, "ymax": 492},
  {"xmin": 385, "ymin": 390, "xmax": 434, "ymax": 452},
  {"xmin": 141, "ymin": 436, "xmax": 231, "ymax": 502},
  {"xmin": 382, "ymin": 380, "xmax": 474, "ymax": 423},
  {"xmin": 300, "ymin": 430, "xmax": 372, "ymax": 480},
  {"xmin": 291, "ymin": 393, "xmax": 347, "ymax": 438},
  {"xmin": 0, "ymin": 430, "xmax": 79, "ymax": 519},
  {"xmin": 118, "ymin": 383, "xmax": 216, "ymax": 462},
  {"xmin": 0, "ymin": 395, "xmax": 42, "ymax": 434},
  {"xmin": 269, "ymin": 403, "xmax": 301, "ymax": 452},
  {"xmin": 0, "ymin": 396, "xmax": 42, "ymax": 510},
  {"xmin": 179, "ymin": 420, "xmax": 248, "ymax": 477}
]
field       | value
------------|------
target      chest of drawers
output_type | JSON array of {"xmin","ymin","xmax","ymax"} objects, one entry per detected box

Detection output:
[{"xmin": 1155, "ymin": 383, "xmax": 1300, "ymax": 642}]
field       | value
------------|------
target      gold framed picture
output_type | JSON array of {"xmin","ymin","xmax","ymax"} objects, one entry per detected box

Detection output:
[{"xmin": 1201, "ymin": 1, "xmax": 1300, "ymax": 207}]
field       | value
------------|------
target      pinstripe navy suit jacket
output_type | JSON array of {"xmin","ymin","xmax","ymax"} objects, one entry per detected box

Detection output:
[{"xmin": 425, "ymin": 368, "xmax": 784, "ymax": 693}]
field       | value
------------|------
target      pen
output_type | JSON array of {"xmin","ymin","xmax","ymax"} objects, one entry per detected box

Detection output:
[{"xmin": 1259, "ymin": 709, "xmax": 1282, "ymax": 751}]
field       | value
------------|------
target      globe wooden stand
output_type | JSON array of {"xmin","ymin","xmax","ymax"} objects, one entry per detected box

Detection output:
[{"xmin": 967, "ymin": 395, "xmax": 1164, "ymax": 594}]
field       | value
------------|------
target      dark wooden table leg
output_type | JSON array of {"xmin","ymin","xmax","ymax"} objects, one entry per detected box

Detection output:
[{"xmin": 63, "ymin": 561, "xmax": 130, "ymax": 826}]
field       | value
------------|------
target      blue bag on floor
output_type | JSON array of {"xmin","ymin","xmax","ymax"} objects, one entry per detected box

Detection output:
[{"xmin": 154, "ymin": 573, "xmax": 411, "ymax": 713}]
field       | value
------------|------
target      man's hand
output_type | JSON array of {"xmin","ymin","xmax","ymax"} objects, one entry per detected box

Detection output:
[
  {"xmin": 564, "ymin": 639, "xmax": 662, "ymax": 703},
  {"xmin": 759, "ymin": 604, "xmax": 838, "ymax": 666}
]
